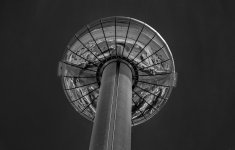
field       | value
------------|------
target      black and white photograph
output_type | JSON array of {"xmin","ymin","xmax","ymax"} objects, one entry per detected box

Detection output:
[{"xmin": 1, "ymin": 0, "xmax": 234, "ymax": 150}]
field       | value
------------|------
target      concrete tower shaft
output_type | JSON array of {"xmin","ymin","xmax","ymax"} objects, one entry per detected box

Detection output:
[{"xmin": 89, "ymin": 61, "xmax": 132, "ymax": 150}]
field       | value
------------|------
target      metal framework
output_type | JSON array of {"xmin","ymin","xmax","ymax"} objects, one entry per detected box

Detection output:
[{"xmin": 58, "ymin": 16, "xmax": 177, "ymax": 150}]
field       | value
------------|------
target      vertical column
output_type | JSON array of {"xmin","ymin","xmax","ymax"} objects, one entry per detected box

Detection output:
[{"xmin": 89, "ymin": 60, "xmax": 132, "ymax": 150}]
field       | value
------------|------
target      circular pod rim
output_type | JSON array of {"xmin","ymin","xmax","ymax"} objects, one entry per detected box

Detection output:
[{"xmin": 58, "ymin": 16, "xmax": 177, "ymax": 126}]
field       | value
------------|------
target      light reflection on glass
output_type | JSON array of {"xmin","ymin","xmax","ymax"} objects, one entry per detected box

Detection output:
[{"xmin": 58, "ymin": 17, "xmax": 176, "ymax": 125}]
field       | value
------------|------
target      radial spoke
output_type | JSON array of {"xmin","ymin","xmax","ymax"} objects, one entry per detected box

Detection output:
[
  {"xmin": 100, "ymin": 19, "xmax": 110, "ymax": 55},
  {"xmin": 61, "ymin": 61, "xmax": 97, "ymax": 73},
  {"xmin": 137, "ymin": 71, "xmax": 172, "ymax": 76},
  {"xmin": 86, "ymin": 25, "xmax": 106, "ymax": 59},
  {"xmin": 133, "ymin": 90, "xmax": 157, "ymax": 110},
  {"xmin": 136, "ymin": 45, "xmax": 165, "ymax": 65},
  {"xmin": 143, "ymin": 58, "xmax": 171, "ymax": 69},
  {"xmin": 135, "ymin": 85, "xmax": 167, "ymax": 100},
  {"xmin": 71, "ymin": 87, "xmax": 99, "ymax": 103},
  {"xmin": 65, "ymin": 82, "xmax": 98, "ymax": 90},
  {"xmin": 67, "ymin": 48, "xmax": 98, "ymax": 67},
  {"xmin": 122, "ymin": 18, "xmax": 131, "ymax": 57},
  {"xmin": 81, "ymin": 95, "xmax": 99, "ymax": 113},
  {"xmin": 138, "ymin": 80, "xmax": 170, "ymax": 88},
  {"xmin": 78, "ymin": 47, "xmax": 91, "ymax": 56},
  {"xmin": 74, "ymin": 34, "xmax": 101, "ymax": 62},
  {"xmin": 127, "ymin": 25, "xmax": 145, "ymax": 59},
  {"xmin": 63, "ymin": 75, "xmax": 96, "ymax": 79},
  {"xmin": 132, "ymin": 98, "xmax": 147, "ymax": 119},
  {"xmin": 130, "ymin": 34, "xmax": 156, "ymax": 62}
]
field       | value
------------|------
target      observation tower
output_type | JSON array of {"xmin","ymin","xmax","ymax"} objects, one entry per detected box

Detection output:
[{"xmin": 58, "ymin": 16, "xmax": 177, "ymax": 150}]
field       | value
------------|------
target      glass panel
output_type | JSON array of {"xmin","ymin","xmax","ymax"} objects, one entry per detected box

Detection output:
[{"xmin": 59, "ymin": 16, "xmax": 177, "ymax": 125}]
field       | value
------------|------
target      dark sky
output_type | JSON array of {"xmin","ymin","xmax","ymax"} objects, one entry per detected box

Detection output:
[{"xmin": 1, "ymin": 0, "xmax": 235, "ymax": 150}]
